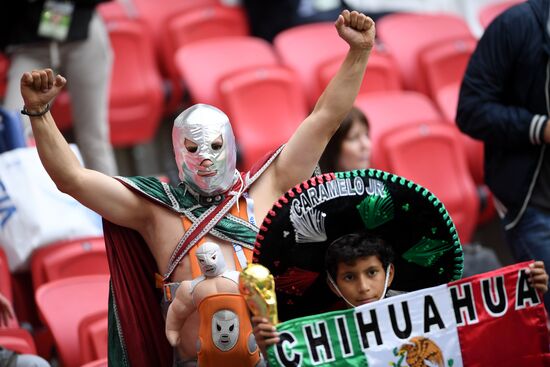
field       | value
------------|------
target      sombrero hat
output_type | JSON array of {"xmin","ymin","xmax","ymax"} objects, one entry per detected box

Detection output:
[{"xmin": 253, "ymin": 169, "xmax": 463, "ymax": 321}]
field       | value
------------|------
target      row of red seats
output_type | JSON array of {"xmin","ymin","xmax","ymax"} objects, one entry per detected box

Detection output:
[
  {"xmin": 0, "ymin": 0, "xmax": 520, "ymax": 148},
  {"xmin": 0, "ymin": 238, "xmax": 110, "ymax": 367}
]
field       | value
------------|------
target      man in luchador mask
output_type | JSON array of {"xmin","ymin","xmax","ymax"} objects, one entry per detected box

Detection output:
[{"xmin": 19, "ymin": 9, "xmax": 375, "ymax": 367}]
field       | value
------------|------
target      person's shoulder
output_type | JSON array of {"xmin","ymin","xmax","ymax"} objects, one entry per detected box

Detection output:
[
  {"xmin": 115, "ymin": 176, "xmax": 196, "ymax": 210},
  {"xmin": 490, "ymin": 1, "xmax": 535, "ymax": 30}
]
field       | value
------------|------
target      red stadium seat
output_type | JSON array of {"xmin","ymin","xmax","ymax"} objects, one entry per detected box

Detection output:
[
  {"xmin": 317, "ymin": 47, "xmax": 402, "ymax": 98},
  {"xmin": 50, "ymin": 91, "xmax": 73, "ymax": 131},
  {"xmin": 104, "ymin": 17, "xmax": 164, "ymax": 147},
  {"xmin": 0, "ymin": 246, "xmax": 12, "ymax": 303},
  {"xmin": 31, "ymin": 236, "xmax": 108, "ymax": 291},
  {"xmin": 35, "ymin": 275, "xmax": 110, "ymax": 367},
  {"xmin": 164, "ymin": 4, "xmax": 249, "ymax": 102},
  {"xmin": 175, "ymin": 36, "xmax": 278, "ymax": 109},
  {"xmin": 52, "ymin": 8, "xmax": 165, "ymax": 147},
  {"xmin": 0, "ymin": 53, "xmax": 9, "ymax": 100},
  {"xmin": 110, "ymin": 0, "xmax": 219, "ymax": 112},
  {"xmin": 274, "ymin": 22, "xmax": 365, "ymax": 107},
  {"xmin": 0, "ymin": 328, "xmax": 37, "ymax": 355},
  {"xmin": 81, "ymin": 357, "xmax": 108, "ymax": 367},
  {"xmin": 354, "ymin": 91, "xmax": 443, "ymax": 170},
  {"xmin": 78, "ymin": 310, "xmax": 108, "ymax": 365},
  {"xmin": 377, "ymin": 13, "xmax": 473, "ymax": 93},
  {"xmin": 379, "ymin": 122, "xmax": 480, "ymax": 244},
  {"xmin": 219, "ymin": 65, "xmax": 308, "ymax": 170},
  {"xmin": 0, "ymin": 246, "xmax": 17, "ymax": 327},
  {"xmin": 418, "ymin": 36, "xmax": 477, "ymax": 123},
  {"xmin": 478, "ymin": 0, "xmax": 524, "ymax": 29}
]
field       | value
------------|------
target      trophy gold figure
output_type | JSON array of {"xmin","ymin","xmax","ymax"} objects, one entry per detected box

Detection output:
[{"xmin": 239, "ymin": 263, "xmax": 278, "ymax": 325}]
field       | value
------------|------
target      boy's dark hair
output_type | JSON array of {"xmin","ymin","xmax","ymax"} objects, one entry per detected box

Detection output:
[{"xmin": 325, "ymin": 232, "xmax": 394, "ymax": 279}]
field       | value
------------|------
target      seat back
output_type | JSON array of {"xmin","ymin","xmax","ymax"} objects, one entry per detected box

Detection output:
[
  {"xmin": 31, "ymin": 236, "xmax": 108, "ymax": 291},
  {"xmin": 317, "ymin": 47, "xmax": 402, "ymax": 98},
  {"xmin": 0, "ymin": 246, "xmax": 12, "ymax": 303},
  {"xmin": 35, "ymin": 275, "xmax": 110, "ymax": 367},
  {"xmin": 164, "ymin": 4, "xmax": 249, "ymax": 82},
  {"xmin": 354, "ymin": 91, "xmax": 443, "ymax": 170},
  {"xmin": 379, "ymin": 122, "xmax": 479, "ymax": 244},
  {"xmin": 81, "ymin": 357, "xmax": 108, "ymax": 367},
  {"xmin": 121, "ymin": 0, "xmax": 219, "ymax": 110},
  {"xmin": 219, "ymin": 65, "xmax": 308, "ymax": 170},
  {"xmin": 478, "ymin": 0, "xmax": 524, "ymax": 29},
  {"xmin": 175, "ymin": 36, "xmax": 278, "ymax": 109},
  {"xmin": 78, "ymin": 310, "xmax": 108, "ymax": 365},
  {"xmin": 0, "ymin": 328, "xmax": 37, "ymax": 355},
  {"xmin": 273, "ymin": 22, "xmax": 349, "ymax": 107},
  {"xmin": 377, "ymin": 13, "xmax": 473, "ymax": 93},
  {"xmin": 103, "ymin": 16, "xmax": 164, "ymax": 146},
  {"xmin": 0, "ymin": 53, "xmax": 9, "ymax": 101},
  {"xmin": 418, "ymin": 36, "xmax": 477, "ymax": 122}
]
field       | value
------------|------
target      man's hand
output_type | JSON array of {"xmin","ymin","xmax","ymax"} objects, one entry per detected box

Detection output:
[
  {"xmin": 0, "ymin": 292, "xmax": 15, "ymax": 327},
  {"xmin": 20, "ymin": 68, "xmax": 66, "ymax": 114},
  {"xmin": 527, "ymin": 261, "xmax": 549, "ymax": 294},
  {"xmin": 335, "ymin": 10, "xmax": 375, "ymax": 51}
]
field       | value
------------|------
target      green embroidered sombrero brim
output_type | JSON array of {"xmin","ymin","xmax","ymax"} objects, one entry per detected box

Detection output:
[{"xmin": 253, "ymin": 169, "xmax": 463, "ymax": 321}]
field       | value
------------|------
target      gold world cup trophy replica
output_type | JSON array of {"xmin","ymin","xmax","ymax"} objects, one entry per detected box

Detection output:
[{"xmin": 239, "ymin": 263, "xmax": 278, "ymax": 325}]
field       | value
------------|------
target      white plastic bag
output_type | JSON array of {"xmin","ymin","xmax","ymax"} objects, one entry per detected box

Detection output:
[{"xmin": 0, "ymin": 145, "xmax": 103, "ymax": 271}]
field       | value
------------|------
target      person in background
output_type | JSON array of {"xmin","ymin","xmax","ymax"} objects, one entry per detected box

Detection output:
[
  {"xmin": 0, "ymin": 0, "xmax": 117, "ymax": 175},
  {"xmin": 319, "ymin": 106, "xmax": 371, "ymax": 172},
  {"xmin": 0, "ymin": 292, "xmax": 50, "ymax": 367},
  {"xmin": 456, "ymin": 0, "xmax": 550, "ymax": 314}
]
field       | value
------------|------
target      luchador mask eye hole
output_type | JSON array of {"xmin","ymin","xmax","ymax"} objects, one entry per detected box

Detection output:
[
  {"xmin": 229, "ymin": 324, "xmax": 234, "ymax": 332},
  {"xmin": 184, "ymin": 138, "xmax": 198, "ymax": 153},
  {"xmin": 211, "ymin": 135, "xmax": 223, "ymax": 151},
  {"xmin": 217, "ymin": 323, "xmax": 221, "ymax": 331}
]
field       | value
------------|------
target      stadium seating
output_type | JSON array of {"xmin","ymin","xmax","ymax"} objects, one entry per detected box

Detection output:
[
  {"xmin": 274, "ymin": 22, "xmax": 346, "ymax": 106},
  {"xmin": 175, "ymin": 36, "xmax": 278, "ymax": 110},
  {"xmin": 81, "ymin": 357, "xmax": 108, "ymax": 367},
  {"xmin": 35, "ymin": 275, "xmax": 109, "ymax": 367},
  {"xmin": 0, "ymin": 53, "xmax": 9, "ymax": 100},
  {"xmin": 317, "ymin": 47, "xmax": 403, "ymax": 97},
  {"xmin": 54, "ymin": 2, "xmax": 165, "ymax": 147},
  {"xmin": 378, "ymin": 122, "xmax": 480, "ymax": 244},
  {"xmin": 219, "ymin": 65, "xmax": 308, "ymax": 170},
  {"xmin": 354, "ymin": 91, "xmax": 443, "ymax": 170},
  {"xmin": 418, "ymin": 36, "xmax": 477, "ymax": 123},
  {"xmin": 78, "ymin": 310, "xmax": 108, "ymax": 365},
  {"xmin": 0, "ymin": 327, "xmax": 37, "ymax": 354},
  {"xmin": 30, "ymin": 236, "xmax": 108, "ymax": 292},
  {"xmin": 0, "ymin": 246, "xmax": 12, "ymax": 303},
  {"xmin": 273, "ymin": 22, "xmax": 401, "ymax": 106},
  {"xmin": 102, "ymin": 15, "xmax": 164, "ymax": 146},
  {"xmin": 126, "ymin": 0, "xmax": 219, "ymax": 111},
  {"xmin": 377, "ymin": 13, "xmax": 473, "ymax": 94}
]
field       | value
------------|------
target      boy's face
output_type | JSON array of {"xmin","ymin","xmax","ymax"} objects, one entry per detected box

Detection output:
[{"xmin": 332, "ymin": 255, "xmax": 394, "ymax": 307}]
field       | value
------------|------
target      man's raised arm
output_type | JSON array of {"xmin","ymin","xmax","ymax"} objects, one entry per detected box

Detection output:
[
  {"xmin": 20, "ymin": 69, "xmax": 148, "ymax": 229},
  {"xmin": 271, "ymin": 10, "xmax": 374, "ymax": 193}
]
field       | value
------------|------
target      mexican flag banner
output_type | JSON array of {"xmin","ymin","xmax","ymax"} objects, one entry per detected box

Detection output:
[{"xmin": 267, "ymin": 261, "xmax": 550, "ymax": 366}]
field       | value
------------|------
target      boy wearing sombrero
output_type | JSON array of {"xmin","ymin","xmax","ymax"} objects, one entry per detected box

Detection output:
[{"xmin": 250, "ymin": 170, "xmax": 549, "ymax": 360}]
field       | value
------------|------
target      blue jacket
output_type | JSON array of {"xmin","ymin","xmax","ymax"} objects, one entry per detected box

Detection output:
[{"xmin": 456, "ymin": 0, "xmax": 550, "ymax": 229}]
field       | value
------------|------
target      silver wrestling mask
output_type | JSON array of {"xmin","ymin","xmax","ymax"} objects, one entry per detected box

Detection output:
[
  {"xmin": 196, "ymin": 242, "xmax": 227, "ymax": 277},
  {"xmin": 173, "ymin": 104, "xmax": 237, "ymax": 196}
]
